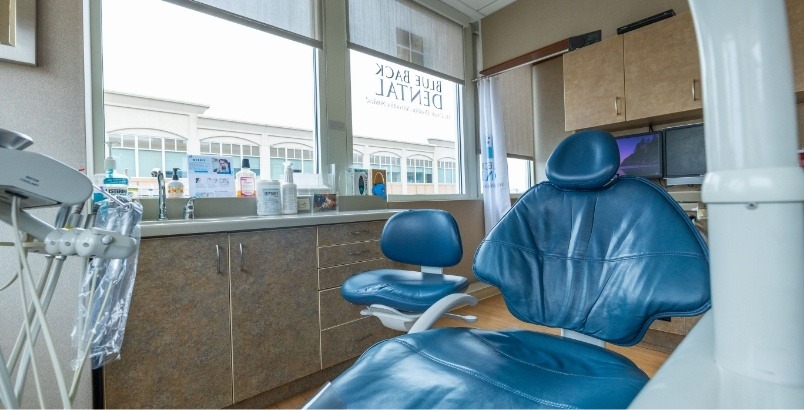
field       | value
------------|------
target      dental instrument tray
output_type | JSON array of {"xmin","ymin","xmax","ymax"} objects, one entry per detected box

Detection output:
[{"xmin": 0, "ymin": 138, "xmax": 92, "ymax": 208}]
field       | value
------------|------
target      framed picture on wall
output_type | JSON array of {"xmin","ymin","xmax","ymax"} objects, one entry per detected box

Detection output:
[{"xmin": 0, "ymin": 0, "xmax": 36, "ymax": 66}]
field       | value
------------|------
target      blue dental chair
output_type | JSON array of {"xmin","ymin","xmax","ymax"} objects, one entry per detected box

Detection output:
[
  {"xmin": 341, "ymin": 209, "xmax": 479, "ymax": 332},
  {"xmin": 307, "ymin": 130, "xmax": 710, "ymax": 409}
]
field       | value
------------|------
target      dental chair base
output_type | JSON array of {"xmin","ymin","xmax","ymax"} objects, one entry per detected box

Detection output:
[{"xmin": 360, "ymin": 293, "xmax": 478, "ymax": 332}]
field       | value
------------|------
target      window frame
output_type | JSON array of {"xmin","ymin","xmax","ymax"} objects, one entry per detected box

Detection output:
[{"xmin": 86, "ymin": 0, "xmax": 480, "ymax": 202}]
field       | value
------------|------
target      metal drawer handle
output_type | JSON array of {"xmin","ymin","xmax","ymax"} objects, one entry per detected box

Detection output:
[
  {"xmin": 614, "ymin": 96, "xmax": 621, "ymax": 116},
  {"xmin": 349, "ymin": 250, "xmax": 369, "ymax": 256},
  {"xmin": 239, "ymin": 243, "xmax": 244, "ymax": 271},
  {"xmin": 215, "ymin": 245, "xmax": 223, "ymax": 274},
  {"xmin": 692, "ymin": 79, "xmax": 698, "ymax": 101}
]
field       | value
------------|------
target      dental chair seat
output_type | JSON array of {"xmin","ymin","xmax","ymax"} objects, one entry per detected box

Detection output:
[
  {"xmin": 341, "ymin": 270, "xmax": 469, "ymax": 313},
  {"xmin": 306, "ymin": 327, "xmax": 648, "ymax": 409}
]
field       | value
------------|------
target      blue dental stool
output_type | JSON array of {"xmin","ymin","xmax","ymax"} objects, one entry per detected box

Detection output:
[
  {"xmin": 341, "ymin": 209, "xmax": 478, "ymax": 332},
  {"xmin": 306, "ymin": 130, "xmax": 710, "ymax": 409}
]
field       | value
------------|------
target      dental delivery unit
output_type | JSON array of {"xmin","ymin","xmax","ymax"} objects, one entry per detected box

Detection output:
[{"xmin": 0, "ymin": 128, "xmax": 142, "ymax": 409}]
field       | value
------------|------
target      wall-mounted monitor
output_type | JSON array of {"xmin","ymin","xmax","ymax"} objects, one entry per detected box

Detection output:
[
  {"xmin": 663, "ymin": 123, "xmax": 706, "ymax": 185},
  {"xmin": 614, "ymin": 131, "xmax": 663, "ymax": 178}
]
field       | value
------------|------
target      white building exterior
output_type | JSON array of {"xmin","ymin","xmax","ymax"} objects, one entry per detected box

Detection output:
[{"xmin": 104, "ymin": 91, "xmax": 457, "ymax": 195}]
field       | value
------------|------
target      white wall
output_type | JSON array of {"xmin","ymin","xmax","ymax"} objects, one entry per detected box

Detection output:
[{"xmin": 0, "ymin": 1, "xmax": 92, "ymax": 408}]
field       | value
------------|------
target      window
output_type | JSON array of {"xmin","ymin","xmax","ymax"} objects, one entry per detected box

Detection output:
[
  {"xmin": 201, "ymin": 139, "xmax": 261, "ymax": 176},
  {"xmin": 107, "ymin": 133, "xmax": 188, "ymax": 177},
  {"xmin": 348, "ymin": 0, "xmax": 466, "ymax": 196},
  {"xmin": 100, "ymin": 0, "xmax": 317, "ymax": 196},
  {"xmin": 270, "ymin": 145, "xmax": 314, "ymax": 180},
  {"xmin": 353, "ymin": 150, "xmax": 364, "ymax": 167},
  {"xmin": 507, "ymin": 157, "xmax": 533, "ymax": 194},
  {"xmin": 95, "ymin": 0, "xmax": 475, "ymax": 200},
  {"xmin": 406, "ymin": 156, "xmax": 433, "ymax": 183},
  {"xmin": 437, "ymin": 158, "xmax": 456, "ymax": 184},
  {"xmin": 370, "ymin": 153, "xmax": 401, "ymax": 182},
  {"xmin": 396, "ymin": 28, "xmax": 423, "ymax": 65}
]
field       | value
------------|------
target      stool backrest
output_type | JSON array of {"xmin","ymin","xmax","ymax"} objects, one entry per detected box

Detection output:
[{"xmin": 381, "ymin": 209, "xmax": 462, "ymax": 268}]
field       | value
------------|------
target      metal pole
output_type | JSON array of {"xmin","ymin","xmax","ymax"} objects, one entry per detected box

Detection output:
[{"xmin": 690, "ymin": 0, "xmax": 804, "ymax": 386}]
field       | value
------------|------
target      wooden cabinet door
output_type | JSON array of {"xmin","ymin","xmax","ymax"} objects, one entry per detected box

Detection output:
[
  {"xmin": 789, "ymin": 0, "xmax": 804, "ymax": 96},
  {"xmin": 564, "ymin": 35, "xmax": 625, "ymax": 131},
  {"xmin": 104, "ymin": 234, "xmax": 232, "ymax": 409},
  {"xmin": 624, "ymin": 12, "xmax": 702, "ymax": 121},
  {"xmin": 229, "ymin": 228, "xmax": 320, "ymax": 402}
]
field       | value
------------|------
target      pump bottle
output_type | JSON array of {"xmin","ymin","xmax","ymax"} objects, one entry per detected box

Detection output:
[
  {"xmin": 167, "ymin": 168, "xmax": 185, "ymax": 198},
  {"xmin": 281, "ymin": 162, "xmax": 297, "ymax": 214}
]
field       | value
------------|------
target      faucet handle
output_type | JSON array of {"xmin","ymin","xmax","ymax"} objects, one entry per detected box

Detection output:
[{"xmin": 183, "ymin": 196, "xmax": 197, "ymax": 220}]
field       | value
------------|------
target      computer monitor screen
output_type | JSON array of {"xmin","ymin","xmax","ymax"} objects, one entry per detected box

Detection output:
[
  {"xmin": 614, "ymin": 131, "xmax": 663, "ymax": 178},
  {"xmin": 664, "ymin": 123, "xmax": 706, "ymax": 180}
]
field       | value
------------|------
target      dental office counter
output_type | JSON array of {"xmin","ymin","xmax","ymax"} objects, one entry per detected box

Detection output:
[{"xmin": 101, "ymin": 210, "xmax": 406, "ymax": 409}]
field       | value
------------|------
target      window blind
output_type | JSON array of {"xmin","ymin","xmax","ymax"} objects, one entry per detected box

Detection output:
[
  {"xmin": 348, "ymin": 0, "xmax": 465, "ymax": 82},
  {"xmin": 498, "ymin": 65, "xmax": 535, "ymax": 160},
  {"xmin": 168, "ymin": 0, "xmax": 322, "ymax": 48}
]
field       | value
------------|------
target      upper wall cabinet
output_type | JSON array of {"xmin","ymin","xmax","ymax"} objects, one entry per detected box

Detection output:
[
  {"xmin": 789, "ymin": 0, "xmax": 804, "ymax": 98},
  {"xmin": 623, "ymin": 12, "xmax": 701, "ymax": 122},
  {"xmin": 563, "ymin": 12, "xmax": 701, "ymax": 131},
  {"xmin": 563, "ymin": 36, "xmax": 626, "ymax": 131}
]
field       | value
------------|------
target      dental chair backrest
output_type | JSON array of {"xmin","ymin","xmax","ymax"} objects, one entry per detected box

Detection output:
[
  {"xmin": 381, "ymin": 209, "xmax": 462, "ymax": 269},
  {"xmin": 473, "ymin": 130, "xmax": 711, "ymax": 346}
]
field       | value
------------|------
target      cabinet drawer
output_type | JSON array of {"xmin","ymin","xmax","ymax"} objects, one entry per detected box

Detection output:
[
  {"xmin": 321, "ymin": 317, "xmax": 401, "ymax": 369},
  {"xmin": 318, "ymin": 221, "xmax": 385, "ymax": 247},
  {"xmin": 318, "ymin": 241, "xmax": 383, "ymax": 268},
  {"xmin": 318, "ymin": 258, "xmax": 415, "ymax": 290},
  {"xmin": 320, "ymin": 287, "xmax": 364, "ymax": 330}
]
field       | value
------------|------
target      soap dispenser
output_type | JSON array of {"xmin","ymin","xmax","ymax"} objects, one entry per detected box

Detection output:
[{"xmin": 167, "ymin": 168, "xmax": 185, "ymax": 198}]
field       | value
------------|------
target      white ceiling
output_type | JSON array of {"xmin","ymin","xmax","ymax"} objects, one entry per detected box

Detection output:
[{"xmin": 439, "ymin": 0, "xmax": 518, "ymax": 22}]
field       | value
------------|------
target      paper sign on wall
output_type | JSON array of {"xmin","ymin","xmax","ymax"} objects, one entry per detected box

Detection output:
[{"xmin": 187, "ymin": 155, "xmax": 235, "ymax": 198}]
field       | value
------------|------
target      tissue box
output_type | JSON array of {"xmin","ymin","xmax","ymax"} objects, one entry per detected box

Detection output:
[
  {"xmin": 312, "ymin": 193, "xmax": 337, "ymax": 212},
  {"xmin": 346, "ymin": 168, "xmax": 369, "ymax": 196}
]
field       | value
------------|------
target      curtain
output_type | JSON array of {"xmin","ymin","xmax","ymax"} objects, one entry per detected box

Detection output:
[{"xmin": 479, "ymin": 77, "xmax": 511, "ymax": 234}]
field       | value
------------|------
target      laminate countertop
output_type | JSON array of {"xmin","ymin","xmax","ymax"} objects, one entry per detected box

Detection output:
[{"xmin": 139, "ymin": 209, "xmax": 398, "ymax": 238}]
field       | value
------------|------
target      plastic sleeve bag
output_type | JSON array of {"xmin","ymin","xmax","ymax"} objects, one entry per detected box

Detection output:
[{"xmin": 71, "ymin": 198, "xmax": 142, "ymax": 370}]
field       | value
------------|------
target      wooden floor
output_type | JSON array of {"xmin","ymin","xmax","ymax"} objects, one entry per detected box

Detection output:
[{"xmin": 270, "ymin": 294, "xmax": 670, "ymax": 409}]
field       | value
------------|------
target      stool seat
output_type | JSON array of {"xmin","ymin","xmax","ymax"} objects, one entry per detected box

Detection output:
[
  {"xmin": 341, "ymin": 269, "xmax": 469, "ymax": 313},
  {"xmin": 306, "ymin": 327, "xmax": 649, "ymax": 409}
]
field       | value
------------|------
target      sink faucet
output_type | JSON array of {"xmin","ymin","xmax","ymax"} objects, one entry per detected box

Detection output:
[
  {"xmin": 183, "ymin": 196, "xmax": 196, "ymax": 220},
  {"xmin": 151, "ymin": 168, "xmax": 167, "ymax": 221}
]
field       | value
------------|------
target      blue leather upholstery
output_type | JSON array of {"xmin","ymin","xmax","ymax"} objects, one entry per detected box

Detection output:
[
  {"xmin": 341, "ymin": 209, "xmax": 468, "ymax": 313},
  {"xmin": 545, "ymin": 129, "xmax": 620, "ymax": 190},
  {"xmin": 381, "ymin": 209, "xmax": 462, "ymax": 267},
  {"xmin": 341, "ymin": 269, "xmax": 469, "ymax": 312},
  {"xmin": 311, "ymin": 131, "xmax": 710, "ymax": 408},
  {"xmin": 306, "ymin": 328, "xmax": 649, "ymax": 409},
  {"xmin": 475, "ymin": 131, "xmax": 710, "ymax": 345}
]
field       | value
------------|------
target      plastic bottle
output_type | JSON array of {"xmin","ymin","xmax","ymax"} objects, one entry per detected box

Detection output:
[
  {"xmin": 256, "ymin": 179, "xmax": 281, "ymax": 216},
  {"xmin": 167, "ymin": 168, "xmax": 185, "ymax": 198},
  {"xmin": 236, "ymin": 158, "xmax": 257, "ymax": 198},
  {"xmin": 100, "ymin": 151, "xmax": 129, "ymax": 200},
  {"xmin": 281, "ymin": 162, "xmax": 297, "ymax": 215}
]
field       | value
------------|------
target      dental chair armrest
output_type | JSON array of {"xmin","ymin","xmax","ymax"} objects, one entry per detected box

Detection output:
[{"xmin": 408, "ymin": 293, "xmax": 478, "ymax": 334}]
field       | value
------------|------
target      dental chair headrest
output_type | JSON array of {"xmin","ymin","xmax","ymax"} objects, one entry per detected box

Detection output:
[{"xmin": 545, "ymin": 130, "xmax": 620, "ymax": 190}]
